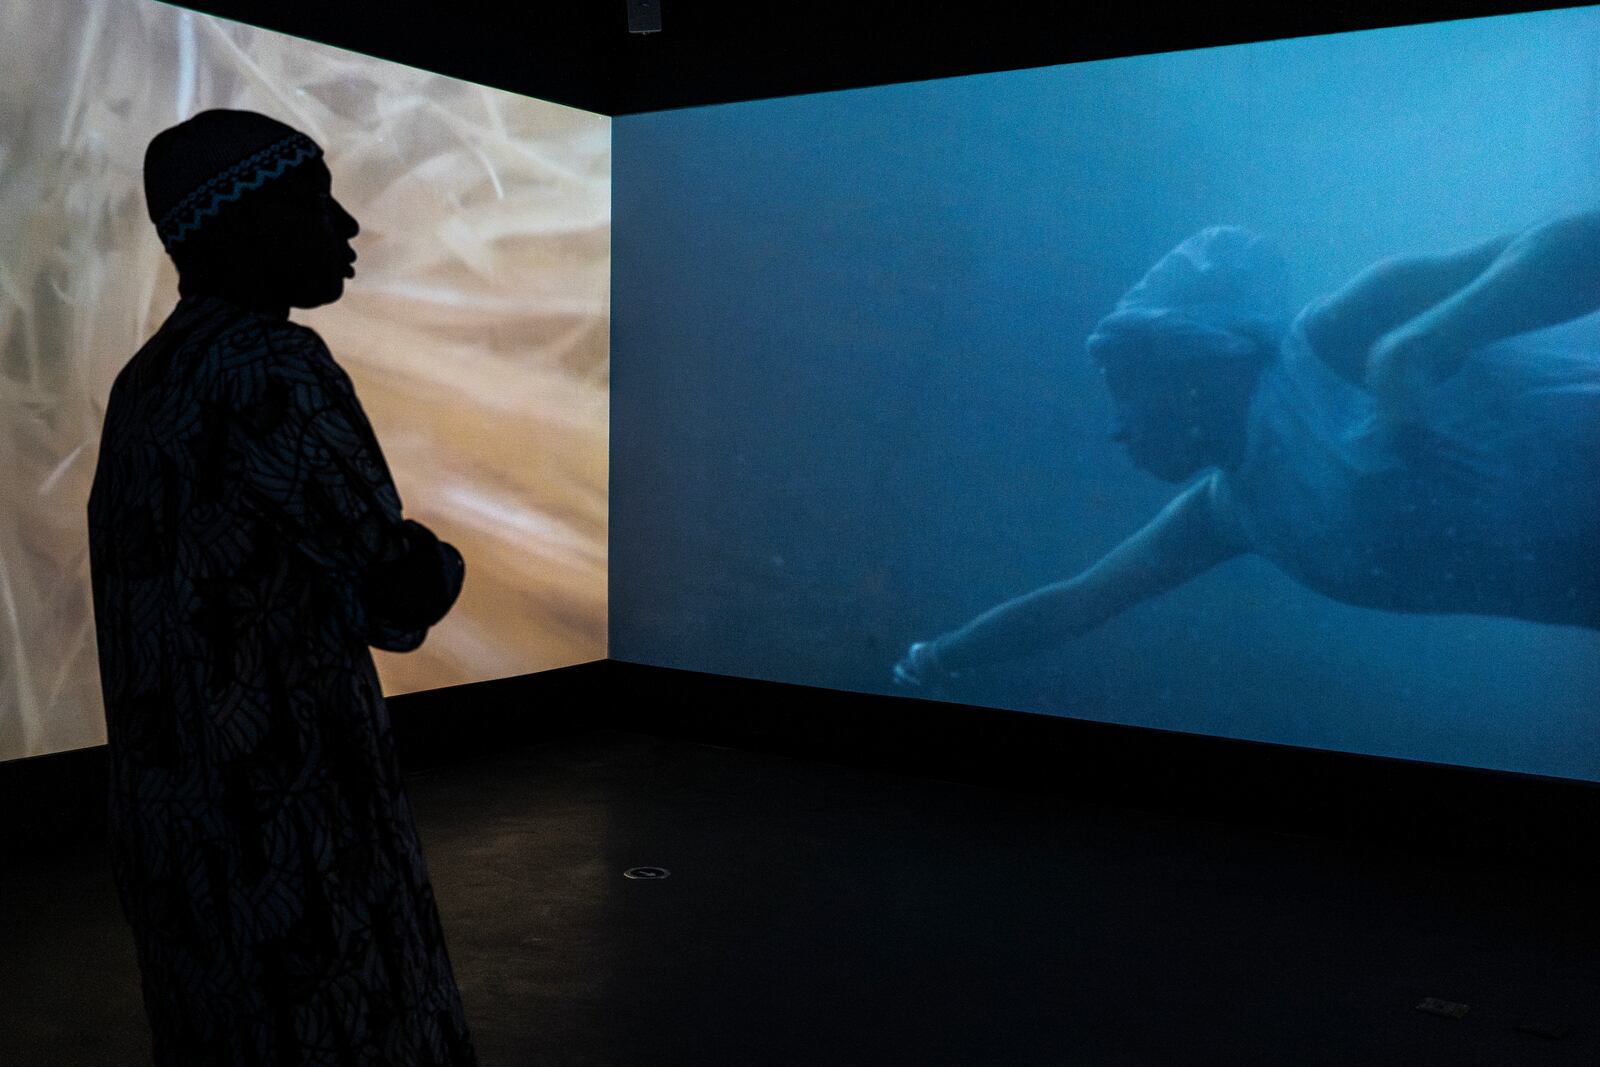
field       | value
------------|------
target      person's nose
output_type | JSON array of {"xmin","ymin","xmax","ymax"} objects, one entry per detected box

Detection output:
[{"xmin": 333, "ymin": 199, "xmax": 359, "ymax": 240}]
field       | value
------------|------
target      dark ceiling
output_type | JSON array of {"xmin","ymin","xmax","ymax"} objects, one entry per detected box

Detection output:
[{"xmin": 179, "ymin": 1, "xmax": 1590, "ymax": 115}]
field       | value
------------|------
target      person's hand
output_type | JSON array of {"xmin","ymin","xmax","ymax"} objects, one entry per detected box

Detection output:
[
  {"xmin": 1365, "ymin": 323, "xmax": 1453, "ymax": 423},
  {"xmin": 434, "ymin": 538, "xmax": 466, "ymax": 613},
  {"xmin": 359, "ymin": 521, "xmax": 464, "ymax": 628},
  {"xmin": 893, "ymin": 639, "xmax": 960, "ymax": 699}
]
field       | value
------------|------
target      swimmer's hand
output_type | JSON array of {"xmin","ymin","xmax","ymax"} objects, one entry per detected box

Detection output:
[
  {"xmin": 893, "ymin": 639, "xmax": 961, "ymax": 699},
  {"xmin": 1365, "ymin": 322, "xmax": 1459, "ymax": 423}
]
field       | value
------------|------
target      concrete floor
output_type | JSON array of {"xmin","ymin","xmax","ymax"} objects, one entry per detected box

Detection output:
[{"xmin": 3, "ymin": 729, "xmax": 1596, "ymax": 1065}]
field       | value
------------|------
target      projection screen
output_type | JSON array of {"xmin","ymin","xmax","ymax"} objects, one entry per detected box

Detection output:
[
  {"xmin": 1, "ymin": 0, "xmax": 609, "ymax": 762},
  {"xmin": 611, "ymin": 6, "xmax": 1600, "ymax": 783}
]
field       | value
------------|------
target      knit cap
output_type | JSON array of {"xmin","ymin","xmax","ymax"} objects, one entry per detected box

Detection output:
[{"xmin": 144, "ymin": 109, "xmax": 322, "ymax": 253}]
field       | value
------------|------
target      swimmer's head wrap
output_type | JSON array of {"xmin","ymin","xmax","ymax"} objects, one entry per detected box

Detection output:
[{"xmin": 1086, "ymin": 226, "xmax": 1289, "ymax": 370}]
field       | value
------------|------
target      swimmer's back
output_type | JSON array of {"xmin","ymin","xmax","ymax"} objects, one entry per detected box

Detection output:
[{"xmin": 1222, "ymin": 315, "xmax": 1600, "ymax": 627}]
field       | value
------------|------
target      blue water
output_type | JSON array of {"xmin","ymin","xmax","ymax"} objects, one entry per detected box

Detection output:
[{"xmin": 611, "ymin": 7, "xmax": 1600, "ymax": 782}]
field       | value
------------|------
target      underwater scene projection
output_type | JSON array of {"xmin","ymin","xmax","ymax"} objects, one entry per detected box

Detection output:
[
  {"xmin": 612, "ymin": 6, "xmax": 1600, "ymax": 782},
  {"xmin": 0, "ymin": 0, "xmax": 609, "ymax": 762}
]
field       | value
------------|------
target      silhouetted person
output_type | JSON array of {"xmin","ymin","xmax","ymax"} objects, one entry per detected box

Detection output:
[
  {"xmin": 87, "ymin": 109, "xmax": 475, "ymax": 1065},
  {"xmin": 896, "ymin": 218, "xmax": 1600, "ymax": 693}
]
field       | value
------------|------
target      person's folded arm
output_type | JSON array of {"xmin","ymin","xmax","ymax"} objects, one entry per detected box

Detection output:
[{"xmin": 225, "ymin": 325, "xmax": 463, "ymax": 649}]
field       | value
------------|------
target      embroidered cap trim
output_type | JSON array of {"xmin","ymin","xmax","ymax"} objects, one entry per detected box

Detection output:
[{"xmin": 156, "ymin": 132, "xmax": 323, "ymax": 251}]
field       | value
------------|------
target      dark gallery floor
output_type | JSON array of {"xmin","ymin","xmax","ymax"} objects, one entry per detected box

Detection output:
[{"xmin": 2, "ymin": 728, "xmax": 1595, "ymax": 1066}]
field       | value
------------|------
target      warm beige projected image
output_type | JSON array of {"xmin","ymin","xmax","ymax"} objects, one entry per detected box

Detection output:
[{"xmin": 0, "ymin": 0, "xmax": 609, "ymax": 762}]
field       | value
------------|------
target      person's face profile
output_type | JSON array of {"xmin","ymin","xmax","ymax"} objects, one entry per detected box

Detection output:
[
  {"xmin": 1100, "ymin": 360, "xmax": 1225, "ymax": 482},
  {"xmin": 241, "ymin": 158, "xmax": 360, "ymax": 308}
]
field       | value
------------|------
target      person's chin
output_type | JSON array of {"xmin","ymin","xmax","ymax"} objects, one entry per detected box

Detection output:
[{"xmin": 291, "ymin": 276, "xmax": 346, "ymax": 309}]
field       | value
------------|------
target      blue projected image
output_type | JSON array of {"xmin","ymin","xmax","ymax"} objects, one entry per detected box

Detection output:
[{"xmin": 611, "ymin": 7, "xmax": 1600, "ymax": 782}]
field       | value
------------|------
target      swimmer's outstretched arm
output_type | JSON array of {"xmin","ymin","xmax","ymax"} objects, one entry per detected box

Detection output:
[
  {"xmin": 896, "ymin": 473, "xmax": 1248, "ymax": 687},
  {"xmin": 1366, "ymin": 210, "xmax": 1600, "ymax": 399}
]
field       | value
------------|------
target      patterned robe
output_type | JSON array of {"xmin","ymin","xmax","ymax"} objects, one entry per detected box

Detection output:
[{"xmin": 87, "ymin": 292, "xmax": 475, "ymax": 1066}]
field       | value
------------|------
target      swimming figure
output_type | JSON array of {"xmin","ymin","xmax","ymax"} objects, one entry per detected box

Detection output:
[{"xmin": 895, "ymin": 215, "xmax": 1600, "ymax": 692}]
